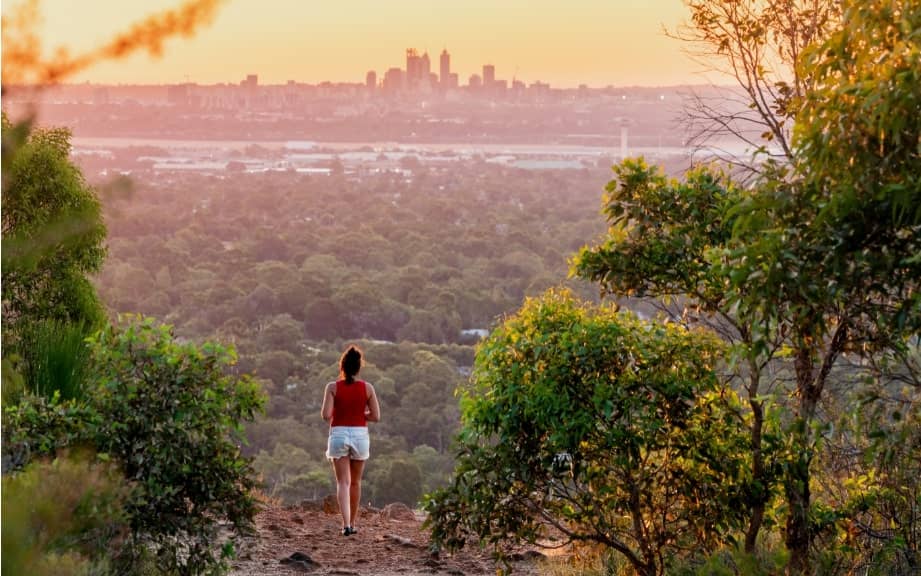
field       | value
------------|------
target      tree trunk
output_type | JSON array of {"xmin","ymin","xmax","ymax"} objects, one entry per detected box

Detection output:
[
  {"xmin": 784, "ymin": 412, "xmax": 813, "ymax": 575},
  {"xmin": 744, "ymin": 391, "xmax": 766, "ymax": 553},
  {"xmin": 785, "ymin": 344, "xmax": 823, "ymax": 575}
]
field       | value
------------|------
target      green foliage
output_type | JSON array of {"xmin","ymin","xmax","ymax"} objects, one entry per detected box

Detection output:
[
  {"xmin": 4, "ymin": 317, "xmax": 266, "ymax": 575},
  {"xmin": 2, "ymin": 395, "xmax": 96, "ymax": 472},
  {"xmin": 88, "ymin": 316, "xmax": 266, "ymax": 575},
  {"xmin": 2, "ymin": 452, "xmax": 130, "ymax": 576},
  {"xmin": 17, "ymin": 320, "xmax": 94, "ymax": 402},
  {"xmin": 574, "ymin": 158, "xmax": 740, "ymax": 305},
  {"xmin": 797, "ymin": 0, "xmax": 921, "ymax": 230},
  {"xmin": 1, "ymin": 115, "xmax": 107, "ymax": 342},
  {"xmin": 572, "ymin": 157, "xmax": 786, "ymax": 555},
  {"xmin": 426, "ymin": 290, "xmax": 751, "ymax": 576},
  {"xmin": 572, "ymin": 7, "xmax": 920, "ymax": 571},
  {"xmin": 368, "ymin": 456, "xmax": 424, "ymax": 507}
]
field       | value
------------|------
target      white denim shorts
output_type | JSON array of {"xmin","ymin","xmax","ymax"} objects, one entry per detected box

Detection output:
[{"xmin": 326, "ymin": 426, "xmax": 370, "ymax": 461}]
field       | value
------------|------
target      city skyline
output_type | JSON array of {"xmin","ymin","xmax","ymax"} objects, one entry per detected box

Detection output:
[{"xmin": 1, "ymin": 0, "xmax": 716, "ymax": 88}]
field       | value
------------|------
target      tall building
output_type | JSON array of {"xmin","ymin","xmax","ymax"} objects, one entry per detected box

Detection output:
[
  {"xmin": 421, "ymin": 51, "xmax": 431, "ymax": 79},
  {"xmin": 406, "ymin": 48, "xmax": 422, "ymax": 88},
  {"xmin": 482, "ymin": 65, "xmax": 495, "ymax": 88},
  {"xmin": 439, "ymin": 49, "xmax": 451, "ymax": 87},
  {"xmin": 366, "ymin": 70, "xmax": 377, "ymax": 92},
  {"xmin": 383, "ymin": 67, "xmax": 404, "ymax": 94}
]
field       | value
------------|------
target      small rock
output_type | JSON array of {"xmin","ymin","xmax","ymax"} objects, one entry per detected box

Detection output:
[
  {"xmin": 291, "ymin": 513, "xmax": 305, "ymax": 524},
  {"xmin": 280, "ymin": 551, "xmax": 321, "ymax": 572},
  {"xmin": 380, "ymin": 502, "xmax": 416, "ymax": 521},
  {"xmin": 509, "ymin": 550, "xmax": 546, "ymax": 562},
  {"xmin": 322, "ymin": 494, "xmax": 339, "ymax": 515},
  {"xmin": 386, "ymin": 534, "xmax": 418, "ymax": 547},
  {"xmin": 300, "ymin": 498, "xmax": 324, "ymax": 512}
]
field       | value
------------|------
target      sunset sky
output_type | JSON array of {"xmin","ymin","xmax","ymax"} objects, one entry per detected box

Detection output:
[{"xmin": 5, "ymin": 0, "xmax": 707, "ymax": 87}]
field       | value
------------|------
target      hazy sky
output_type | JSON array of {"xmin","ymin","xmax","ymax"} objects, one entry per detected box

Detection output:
[{"xmin": 7, "ymin": 0, "xmax": 707, "ymax": 87}]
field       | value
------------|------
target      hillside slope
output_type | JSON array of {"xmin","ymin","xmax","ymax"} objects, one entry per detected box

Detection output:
[{"xmin": 229, "ymin": 502, "xmax": 550, "ymax": 575}]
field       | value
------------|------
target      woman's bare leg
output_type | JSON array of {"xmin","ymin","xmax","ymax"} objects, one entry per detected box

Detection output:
[
  {"xmin": 348, "ymin": 459, "xmax": 366, "ymax": 529},
  {"xmin": 332, "ymin": 457, "xmax": 351, "ymax": 530}
]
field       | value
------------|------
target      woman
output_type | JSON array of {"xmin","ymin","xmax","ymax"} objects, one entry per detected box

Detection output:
[{"xmin": 321, "ymin": 345, "xmax": 381, "ymax": 536}]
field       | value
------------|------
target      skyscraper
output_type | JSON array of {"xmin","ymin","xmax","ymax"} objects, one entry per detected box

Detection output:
[
  {"xmin": 406, "ymin": 48, "xmax": 422, "ymax": 87},
  {"xmin": 482, "ymin": 65, "xmax": 495, "ymax": 88},
  {"xmin": 366, "ymin": 70, "xmax": 377, "ymax": 93},
  {"xmin": 421, "ymin": 51, "xmax": 431, "ymax": 79},
  {"xmin": 440, "ymin": 49, "xmax": 450, "ymax": 87}
]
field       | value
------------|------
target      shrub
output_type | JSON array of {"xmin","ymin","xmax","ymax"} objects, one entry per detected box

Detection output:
[
  {"xmin": 425, "ymin": 290, "xmax": 751, "ymax": 576},
  {"xmin": 1, "ymin": 452, "xmax": 129, "ymax": 576},
  {"xmin": 88, "ymin": 316, "xmax": 266, "ymax": 575},
  {"xmin": 3, "ymin": 316, "xmax": 266, "ymax": 575}
]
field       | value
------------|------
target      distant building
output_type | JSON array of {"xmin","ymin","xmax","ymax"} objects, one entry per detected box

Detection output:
[
  {"xmin": 167, "ymin": 83, "xmax": 192, "ymax": 106},
  {"xmin": 529, "ymin": 80, "xmax": 551, "ymax": 100},
  {"xmin": 93, "ymin": 86, "xmax": 110, "ymax": 105},
  {"xmin": 482, "ymin": 64, "xmax": 495, "ymax": 88},
  {"xmin": 468, "ymin": 73, "xmax": 482, "ymax": 89},
  {"xmin": 406, "ymin": 48, "xmax": 422, "ymax": 90},
  {"xmin": 383, "ymin": 67, "xmax": 404, "ymax": 94},
  {"xmin": 439, "ymin": 49, "xmax": 451, "ymax": 87},
  {"xmin": 421, "ymin": 51, "xmax": 431, "ymax": 80},
  {"xmin": 366, "ymin": 70, "xmax": 377, "ymax": 93}
]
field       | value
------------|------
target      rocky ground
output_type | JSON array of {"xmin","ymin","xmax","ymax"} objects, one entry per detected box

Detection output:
[{"xmin": 228, "ymin": 499, "xmax": 555, "ymax": 576}]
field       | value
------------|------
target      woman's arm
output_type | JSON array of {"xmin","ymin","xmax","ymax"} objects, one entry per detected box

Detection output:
[
  {"xmin": 365, "ymin": 382, "xmax": 381, "ymax": 423},
  {"xmin": 321, "ymin": 382, "xmax": 335, "ymax": 422}
]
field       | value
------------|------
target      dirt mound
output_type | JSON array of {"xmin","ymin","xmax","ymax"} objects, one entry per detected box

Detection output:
[{"xmin": 228, "ymin": 501, "xmax": 550, "ymax": 575}]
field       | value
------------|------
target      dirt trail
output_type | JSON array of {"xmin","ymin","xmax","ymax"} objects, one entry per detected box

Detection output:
[{"xmin": 228, "ymin": 502, "xmax": 550, "ymax": 576}]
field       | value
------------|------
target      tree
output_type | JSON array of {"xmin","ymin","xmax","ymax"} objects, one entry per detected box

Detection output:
[
  {"xmin": 573, "ymin": 159, "xmax": 782, "ymax": 553},
  {"xmin": 1, "ymin": 117, "xmax": 107, "ymax": 339},
  {"xmin": 426, "ymin": 290, "xmax": 751, "ymax": 576},
  {"xmin": 674, "ymin": 0, "xmax": 840, "ymax": 173},
  {"xmin": 577, "ymin": 3, "xmax": 920, "ymax": 571}
]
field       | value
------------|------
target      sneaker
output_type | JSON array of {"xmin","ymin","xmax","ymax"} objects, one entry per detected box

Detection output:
[
  {"xmin": 341, "ymin": 527, "xmax": 351, "ymax": 536},
  {"xmin": 347, "ymin": 526, "xmax": 358, "ymax": 535}
]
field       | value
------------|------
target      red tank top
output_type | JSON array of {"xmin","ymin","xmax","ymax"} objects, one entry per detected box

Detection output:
[{"xmin": 330, "ymin": 380, "xmax": 367, "ymax": 427}]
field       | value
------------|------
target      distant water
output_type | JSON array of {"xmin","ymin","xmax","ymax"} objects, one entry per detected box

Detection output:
[
  {"xmin": 72, "ymin": 136, "xmax": 698, "ymax": 157},
  {"xmin": 72, "ymin": 136, "xmax": 772, "ymax": 173}
]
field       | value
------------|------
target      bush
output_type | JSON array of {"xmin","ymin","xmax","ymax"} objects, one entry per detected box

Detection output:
[
  {"xmin": 425, "ymin": 290, "xmax": 751, "ymax": 576},
  {"xmin": 3, "ymin": 316, "xmax": 266, "ymax": 575},
  {"xmin": 89, "ymin": 317, "xmax": 266, "ymax": 574},
  {"xmin": 2, "ymin": 452, "xmax": 129, "ymax": 576}
]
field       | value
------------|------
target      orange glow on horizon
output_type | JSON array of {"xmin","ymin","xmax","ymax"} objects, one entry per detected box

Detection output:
[{"xmin": 2, "ymin": 0, "xmax": 710, "ymax": 87}]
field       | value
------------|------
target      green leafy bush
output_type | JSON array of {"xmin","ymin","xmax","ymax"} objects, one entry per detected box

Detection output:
[
  {"xmin": 425, "ymin": 290, "xmax": 751, "ymax": 576},
  {"xmin": 88, "ymin": 316, "xmax": 266, "ymax": 574},
  {"xmin": 2, "ymin": 452, "xmax": 129, "ymax": 576},
  {"xmin": 3, "ymin": 316, "xmax": 266, "ymax": 575}
]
